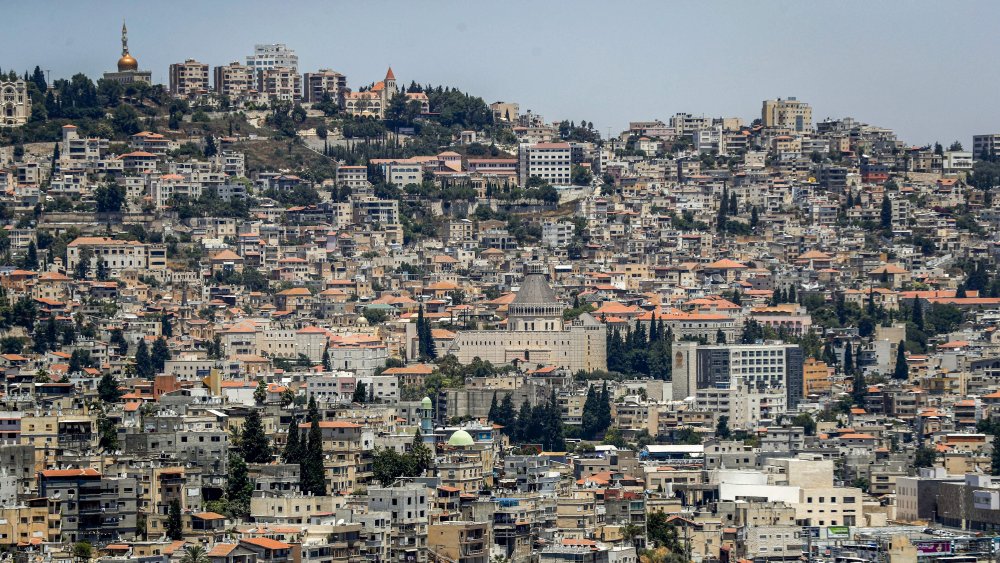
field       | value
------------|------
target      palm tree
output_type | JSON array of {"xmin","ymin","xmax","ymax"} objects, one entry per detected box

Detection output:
[{"xmin": 180, "ymin": 545, "xmax": 209, "ymax": 563}]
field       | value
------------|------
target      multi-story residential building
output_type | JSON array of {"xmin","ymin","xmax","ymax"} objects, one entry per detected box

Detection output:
[
  {"xmin": 762, "ymin": 97, "xmax": 812, "ymax": 132},
  {"xmin": 38, "ymin": 468, "xmax": 138, "ymax": 544},
  {"xmin": 169, "ymin": 59, "xmax": 209, "ymax": 97},
  {"xmin": 943, "ymin": 150, "xmax": 973, "ymax": 173},
  {"xmin": 973, "ymin": 133, "xmax": 1000, "ymax": 160},
  {"xmin": 490, "ymin": 101, "xmax": 519, "ymax": 123},
  {"xmin": 518, "ymin": 142, "xmax": 572, "ymax": 186},
  {"xmin": 257, "ymin": 67, "xmax": 301, "ymax": 102},
  {"xmin": 60, "ymin": 125, "xmax": 108, "ymax": 165},
  {"xmin": 368, "ymin": 484, "xmax": 430, "ymax": 563},
  {"xmin": 245, "ymin": 43, "xmax": 298, "ymax": 77},
  {"xmin": 542, "ymin": 220, "xmax": 575, "ymax": 248},
  {"xmin": 303, "ymin": 69, "xmax": 347, "ymax": 103},
  {"xmin": 428, "ymin": 521, "xmax": 489, "ymax": 563},
  {"xmin": 66, "ymin": 237, "xmax": 167, "ymax": 275},
  {"xmin": 214, "ymin": 62, "xmax": 255, "ymax": 98}
]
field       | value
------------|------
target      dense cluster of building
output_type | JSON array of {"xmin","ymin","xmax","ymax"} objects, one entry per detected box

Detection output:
[{"xmin": 4, "ymin": 25, "xmax": 1000, "ymax": 563}]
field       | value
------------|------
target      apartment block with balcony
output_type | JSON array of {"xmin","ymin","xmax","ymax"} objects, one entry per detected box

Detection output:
[
  {"xmin": 428, "ymin": 521, "xmax": 489, "ymax": 563},
  {"xmin": 169, "ymin": 59, "xmax": 209, "ymax": 97}
]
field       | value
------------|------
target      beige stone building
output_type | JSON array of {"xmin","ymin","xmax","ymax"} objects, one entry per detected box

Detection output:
[
  {"xmin": 447, "ymin": 271, "xmax": 607, "ymax": 372},
  {"xmin": 214, "ymin": 62, "xmax": 255, "ymax": 98},
  {"xmin": 762, "ymin": 97, "xmax": 812, "ymax": 132},
  {"xmin": 0, "ymin": 79, "xmax": 30, "ymax": 127},
  {"xmin": 169, "ymin": 59, "xmax": 209, "ymax": 97}
]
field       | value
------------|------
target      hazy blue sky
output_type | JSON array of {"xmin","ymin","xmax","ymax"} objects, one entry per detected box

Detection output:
[{"xmin": 5, "ymin": 0, "xmax": 999, "ymax": 145}]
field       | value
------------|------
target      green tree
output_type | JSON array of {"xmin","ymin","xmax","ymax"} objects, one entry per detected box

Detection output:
[
  {"xmin": 226, "ymin": 453, "xmax": 253, "ymax": 518},
  {"xmin": 992, "ymin": 431, "xmax": 1000, "ymax": 476},
  {"xmin": 72, "ymin": 542, "xmax": 93, "ymax": 563},
  {"xmin": 791, "ymin": 412, "xmax": 816, "ymax": 436},
  {"xmin": 301, "ymin": 396, "xmax": 326, "ymax": 495},
  {"xmin": 94, "ymin": 182, "xmax": 126, "ymax": 213},
  {"xmin": 715, "ymin": 415, "xmax": 730, "ymax": 439},
  {"xmin": 409, "ymin": 429, "xmax": 434, "ymax": 475},
  {"xmin": 880, "ymin": 195, "xmax": 893, "ymax": 230},
  {"xmin": 180, "ymin": 545, "xmax": 210, "ymax": 563},
  {"xmin": 97, "ymin": 373, "xmax": 123, "ymax": 402},
  {"xmin": 135, "ymin": 339, "xmax": 154, "ymax": 379},
  {"xmin": 111, "ymin": 104, "xmax": 141, "ymax": 136},
  {"xmin": 239, "ymin": 408, "xmax": 272, "ymax": 463},
  {"xmin": 97, "ymin": 408, "xmax": 119, "ymax": 451},
  {"xmin": 151, "ymin": 337, "xmax": 171, "ymax": 373},
  {"xmin": 352, "ymin": 382, "xmax": 367, "ymax": 403},
  {"xmin": 282, "ymin": 418, "xmax": 302, "ymax": 464},
  {"xmin": 254, "ymin": 379, "xmax": 267, "ymax": 405},
  {"xmin": 166, "ymin": 498, "xmax": 183, "ymax": 540},
  {"xmin": 892, "ymin": 340, "xmax": 909, "ymax": 380},
  {"xmin": 914, "ymin": 445, "xmax": 937, "ymax": 468}
]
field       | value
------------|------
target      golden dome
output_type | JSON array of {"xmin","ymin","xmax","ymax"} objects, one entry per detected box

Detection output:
[{"xmin": 118, "ymin": 53, "xmax": 138, "ymax": 72}]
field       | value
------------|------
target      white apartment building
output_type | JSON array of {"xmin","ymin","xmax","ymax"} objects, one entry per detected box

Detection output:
[
  {"xmin": 518, "ymin": 142, "xmax": 572, "ymax": 186},
  {"xmin": 542, "ymin": 220, "xmax": 575, "ymax": 248},
  {"xmin": 245, "ymin": 44, "xmax": 298, "ymax": 76},
  {"xmin": 66, "ymin": 237, "xmax": 166, "ymax": 275},
  {"xmin": 943, "ymin": 150, "xmax": 973, "ymax": 173},
  {"xmin": 60, "ymin": 125, "xmax": 108, "ymax": 165}
]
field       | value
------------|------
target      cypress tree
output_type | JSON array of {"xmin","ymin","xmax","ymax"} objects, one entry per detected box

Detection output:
[
  {"xmin": 135, "ymin": 339, "xmax": 153, "ymax": 379},
  {"xmin": 227, "ymin": 453, "xmax": 253, "ymax": 518},
  {"xmin": 892, "ymin": 340, "xmax": 909, "ymax": 380},
  {"xmin": 487, "ymin": 393, "xmax": 498, "ymax": 423},
  {"xmin": 911, "ymin": 298, "xmax": 924, "ymax": 332},
  {"xmin": 515, "ymin": 400, "xmax": 532, "ymax": 443},
  {"xmin": 240, "ymin": 408, "xmax": 272, "ymax": 463},
  {"xmin": 166, "ymin": 499, "xmax": 183, "ymax": 540},
  {"xmin": 992, "ymin": 431, "xmax": 1000, "ymax": 476},
  {"xmin": 282, "ymin": 418, "xmax": 301, "ymax": 463},
  {"xmin": 546, "ymin": 389, "xmax": 565, "ymax": 452},
  {"xmin": 581, "ymin": 385, "xmax": 598, "ymax": 439},
  {"xmin": 302, "ymin": 396, "xmax": 326, "ymax": 495},
  {"xmin": 843, "ymin": 342, "xmax": 854, "ymax": 375}
]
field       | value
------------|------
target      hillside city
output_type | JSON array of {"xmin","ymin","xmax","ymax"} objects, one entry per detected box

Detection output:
[{"xmin": 3, "ymin": 24, "xmax": 1000, "ymax": 563}]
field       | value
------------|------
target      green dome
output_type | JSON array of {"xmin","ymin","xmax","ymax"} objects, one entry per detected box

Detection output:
[
  {"xmin": 447, "ymin": 429, "xmax": 475, "ymax": 447},
  {"xmin": 420, "ymin": 396, "xmax": 433, "ymax": 409}
]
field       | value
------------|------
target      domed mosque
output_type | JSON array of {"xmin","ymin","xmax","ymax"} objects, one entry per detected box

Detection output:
[{"xmin": 104, "ymin": 21, "xmax": 152, "ymax": 85}]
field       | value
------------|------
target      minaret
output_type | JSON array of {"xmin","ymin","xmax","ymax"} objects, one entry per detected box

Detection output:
[{"xmin": 121, "ymin": 20, "xmax": 129, "ymax": 57}]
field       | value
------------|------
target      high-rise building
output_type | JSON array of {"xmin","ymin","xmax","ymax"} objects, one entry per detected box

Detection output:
[
  {"xmin": 213, "ymin": 62, "xmax": 255, "ymax": 98},
  {"xmin": 103, "ymin": 21, "xmax": 152, "ymax": 85},
  {"xmin": 303, "ymin": 69, "xmax": 347, "ymax": 103},
  {"xmin": 517, "ymin": 142, "xmax": 572, "ymax": 186},
  {"xmin": 245, "ymin": 43, "xmax": 298, "ymax": 77},
  {"xmin": 168, "ymin": 59, "xmax": 209, "ymax": 97},
  {"xmin": 972, "ymin": 134, "xmax": 1000, "ymax": 160},
  {"xmin": 761, "ymin": 97, "xmax": 812, "ymax": 132},
  {"xmin": 0, "ymin": 79, "xmax": 31, "ymax": 127},
  {"xmin": 672, "ymin": 340, "xmax": 805, "ymax": 410}
]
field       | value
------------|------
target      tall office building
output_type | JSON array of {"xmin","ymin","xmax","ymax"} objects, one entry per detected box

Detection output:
[{"xmin": 672, "ymin": 341, "xmax": 805, "ymax": 410}]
